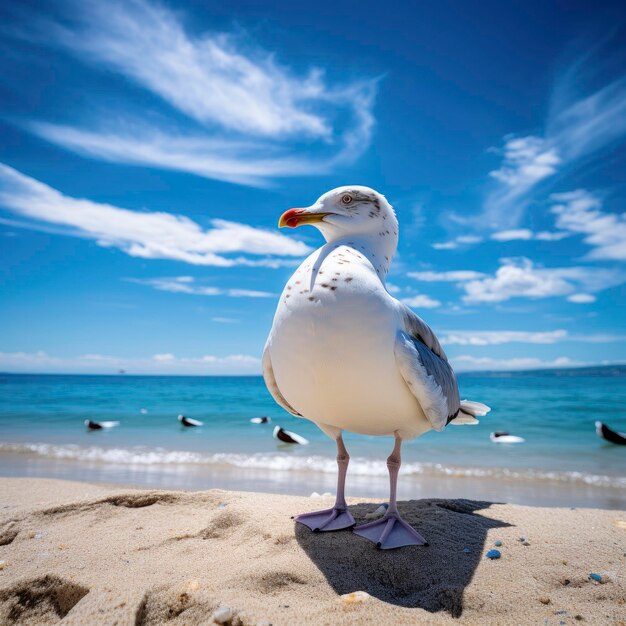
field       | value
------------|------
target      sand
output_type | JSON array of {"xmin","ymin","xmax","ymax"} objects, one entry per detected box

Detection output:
[{"xmin": 0, "ymin": 478, "xmax": 624, "ymax": 625}]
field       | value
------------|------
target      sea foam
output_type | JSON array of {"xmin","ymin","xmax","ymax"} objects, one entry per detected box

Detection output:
[{"xmin": 1, "ymin": 442, "xmax": 625, "ymax": 489}]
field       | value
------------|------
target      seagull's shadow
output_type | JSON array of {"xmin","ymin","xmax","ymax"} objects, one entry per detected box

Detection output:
[{"xmin": 296, "ymin": 498, "xmax": 511, "ymax": 617}]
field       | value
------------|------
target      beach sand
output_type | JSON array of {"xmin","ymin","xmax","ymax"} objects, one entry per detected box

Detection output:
[{"xmin": 0, "ymin": 478, "xmax": 624, "ymax": 625}]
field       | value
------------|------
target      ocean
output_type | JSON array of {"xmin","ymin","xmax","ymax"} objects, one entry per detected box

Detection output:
[{"xmin": 1, "ymin": 368, "xmax": 625, "ymax": 509}]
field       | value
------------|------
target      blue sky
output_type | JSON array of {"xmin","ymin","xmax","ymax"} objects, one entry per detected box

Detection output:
[{"xmin": 1, "ymin": 0, "xmax": 625, "ymax": 374}]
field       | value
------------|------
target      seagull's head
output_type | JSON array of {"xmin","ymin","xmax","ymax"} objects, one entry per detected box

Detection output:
[{"xmin": 278, "ymin": 186, "xmax": 397, "ymax": 244}]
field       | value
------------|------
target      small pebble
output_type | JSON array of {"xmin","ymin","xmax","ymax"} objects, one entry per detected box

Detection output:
[
  {"xmin": 211, "ymin": 606, "xmax": 233, "ymax": 624},
  {"xmin": 589, "ymin": 572, "xmax": 603, "ymax": 583},
  {"xmin": 494, "ymin": 540, "xmax": 502, "ymax": 547},
  {"xmin": 522, "ymin": 541, "xmax": 531, "ymax": 546},
  {"xmin": 0, "ymin": 560, "xmax": 6, "ymax": 570},
  {"xmin": 217, "ymin": 502, "xmax": 227, "ymax": 509},
  {"xmin": 519, "ymin": 536, "xmax": 527, "ymax": 542},
  {"xmin": 539, "ymin": 597, "xmax": 550, "ymax": 605},
  {"xmin": 365, "ymin": 504, "xmax": 389, "ymax": 519},
  {"xmin": 340, "ymin": 591, "xmax": 371, "ymax": 604},
  {"xmin": 555, "ymin": 610, "xmax": 567, "ymax": 614},
  {"xmin": 485, "ymin": 549, "xmax": 501, "ymax": 559}
]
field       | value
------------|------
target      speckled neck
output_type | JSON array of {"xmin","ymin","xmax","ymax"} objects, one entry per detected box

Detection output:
[{"xmin": 331, "ymin": 231, "xmax": 398, "ymax": 280}]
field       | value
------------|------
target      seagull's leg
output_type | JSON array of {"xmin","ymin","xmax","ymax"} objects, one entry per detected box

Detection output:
[
  {"xmin": 294, "ymin": 434, "xmax": 356, "ymax": 532},
  {"xmin": 353, "ymin": 432, "xmax": 428, "ymax": 549}
]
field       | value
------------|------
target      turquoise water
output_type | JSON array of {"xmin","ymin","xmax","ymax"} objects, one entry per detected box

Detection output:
[{"xmin": 1, "ymin": 369, "xmax": 625, "ymax": 508}]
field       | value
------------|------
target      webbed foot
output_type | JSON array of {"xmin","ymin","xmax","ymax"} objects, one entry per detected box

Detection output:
[
  {"xmin": 353, "ymin": 512, "xmax": 428, "ymax": 549},
  {"xmin": 294, "ymin": 507, "xmax": 356, "ymax": 532}
]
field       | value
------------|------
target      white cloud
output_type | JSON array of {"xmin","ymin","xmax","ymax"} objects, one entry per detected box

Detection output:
[
  {"xmin": 456, "ymin": 235, "xmax": 484, "ymax": 245},
  {"xmin": 535, "ymin": 231, "xmax": 570, "ymax": 241},
  {"xmin": 491, "ymin": 228, "xmax": 534, "ymax": 241},
  {"xmin": 460, "ymin": 257, "xmax": 622, "ymax": 304},
  {"xmin": 490, "ymin": 228, "xmax": 570, "ymax": 242},
  {"xmin": 0, "ymin": 350, "xmax": 261, "ymax": 375},
  {"xmin": 385, "ymin": 282, "xmax": 401, "ymax": 294},
  {"xmin": 408, "ymin": 270, "xmax": 486, "ymax": 282},
  {"xmin": 431, "ymin": 235, "xmax": 483, "ymax": 250},
  {"xmin": 0, "ymin": 163, "xmax": 310, "ymax": 266},
  {"xmin": 441, "ymin": 329, "xmax": 568, "ymax": 346},
  {"xmin": 550, "ymin": 190, "xmax": 626, "ymax": 261},
  {"xmin": 489, "ymin": 136, "xmax": 560, "ymax": 189},
  {"xmin": 452, "ymin": 355, "xmax": 585, "ymax": 372},
  {"xmin": 567, "ymin": 293, "xmax": 596, "ymax": 304},
  {"xmin": 130, "ymin": 276, "xmax": 274, "ymax": 298},
  {"xmin": 211, "ymin": 317, "xmax": 240, "ymax": 324},
  {"xmin": 20, "ymin": 0, "xmax": 377, "ymax": 186},
  {"xmin": 431, "ymin": 241, "xmax": 459, "ymax": 250},
  {"xmin": 401, "ymin": 294, "xmax": 441, "ymax": 309},
  {"xmin": 441, "ymin": 329, "xmax": 624, "ymax": 345},
  {"xmin": 483, "ymin": 63, "xmax": 626, "ymax": 227}
]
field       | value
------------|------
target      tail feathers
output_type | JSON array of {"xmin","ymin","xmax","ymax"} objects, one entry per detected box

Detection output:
[
  {"xmin": 448, "ymin": 399, "xmax": 491, "ymax": 426},
  {"xmin": 449, "ymin": 413, "xmax": 479, "ymax": 426},
  {"xmin": 459, "ymin": 400, "xmax": 491, "ymax": 416}
]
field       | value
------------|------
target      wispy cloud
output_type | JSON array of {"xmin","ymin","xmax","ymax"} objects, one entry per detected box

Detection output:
[
  {"xmin": 460, "ymin": 257, "xmax": 622, "ymax": 304},
  {"xmin": 550, "ymin": 189, "xmax": 626, "ymax": 261},
  {"xmin": 566, "ymin": 293, "xmax": 596, "ymax": 304},
  {"xmin": 490, "ymin": 228, "xmax": 569, "ymax": 242},
  {"xmin": 16, "ymin": 0, "xmax": 377, "ymax": 186},
  {"xmin": 431, "ymin": 235, "xmax": 483, "ymax": 250},
  {"xmin": 0, "ymin": 350, "xmax": 261, "ymax": 375},
  {"xmin": 451, "ymin": 355, "xmax": 588, "ymax": 372},
  {"xmin": 129, "ymin": 276, "xmax": 274, "ymax": 298},
  {"xmin": 441, "ymin": 329, "xmax": 625, "ymax": 346},
  {"xmin": 211, "ymin": 317, "xmax": 240, "ymax": 324},
  {"xmin": 408, "ymin": 270, "xmax": 486, "ymax": 282},
  {"xmin": 0, "ymin": 163, "xmax": 309, "ymax": 266},
  {"xmin": 401, "ymin": 294, "xmax": 441, "ymax": 309},
  {"xmin": 489, "ymin": 135, "xmax": 560, "ymax": 190},
  {"xmin": 483, "ymin": 59, "xmax": 626, "ymax": 227}
]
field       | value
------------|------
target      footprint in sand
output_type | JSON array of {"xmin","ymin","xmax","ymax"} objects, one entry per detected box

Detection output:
[
  {"xmin": 38, "ymin": 492, "xmax": 182, "ymax": 519},
  {"xmin": 135, "ymin": 584, "xmax": 227, "ymax": 626},
  {"xmin": 0, "ymin": 523, "xmax": 19, "ymax": 546},
  {"xmin": 253, "ymin": 571, "xmax": 307, "ymax": 595},
  {"xmin": 0, "ymin": 575, "xmax": 89, "ymax": 625}
]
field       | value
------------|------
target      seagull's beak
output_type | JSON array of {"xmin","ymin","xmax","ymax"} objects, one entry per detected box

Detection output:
[{"xmin": 278, "ymin": 208, "xmax": 331, "ymax": 228}]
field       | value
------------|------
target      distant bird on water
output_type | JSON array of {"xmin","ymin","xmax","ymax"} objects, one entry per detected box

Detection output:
[
  {"xmin": 178, "ymin": 415, "xmax": 203, "ymax": 427},
  {"xmin": 273, "ymin": 425, "xmax": 309, "ymax": 445},
  {"xmin": 85, "ymin": 420, "xmax": 120, "ymax": 430},
  {"xmin": 263, "ymin": 186, "xmax": 490, "ymax": 549},
  {"xmin": 596, "ymin": 421, "xmax": 626, "ymax": 445},
  {"xmin": 250, "ymin": 416, "xmax": 272, "ymax": 424}
]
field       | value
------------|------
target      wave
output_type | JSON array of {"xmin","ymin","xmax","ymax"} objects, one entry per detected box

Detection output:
[{"xmin": 1, "ymin": 441, "xmax": 625, "ymax": 489}]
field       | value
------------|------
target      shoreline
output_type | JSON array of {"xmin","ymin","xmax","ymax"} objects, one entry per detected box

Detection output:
[
  {"xmin": 1, "ymin": 477, "xmax": 625, "ymax": 624},
  {"xmin": 1, "ymin": 449, "xmax": 625, "ymax": 510}
]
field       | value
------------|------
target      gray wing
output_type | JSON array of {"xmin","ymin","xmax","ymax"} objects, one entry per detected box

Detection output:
[
  {"xmin": 262, "ymin": 344, "xmax": 302, "ymax": 417},
  {"xmin": 394, "ymin": 305, "xmax": 460, "ymax": 431}
]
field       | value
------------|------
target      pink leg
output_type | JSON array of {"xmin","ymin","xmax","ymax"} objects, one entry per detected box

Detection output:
[
  {"xmin": 353, "ymin": 433, "xmax": 428, "ymax": 549},
  {"xmin": 295, "ymin": 434, "xmax": 355, "ymax": 532}
]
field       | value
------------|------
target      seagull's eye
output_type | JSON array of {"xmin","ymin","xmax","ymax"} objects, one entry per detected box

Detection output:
[{"xmin": 340, "ymin": 194, "xmax": 353, "ymax": 206}]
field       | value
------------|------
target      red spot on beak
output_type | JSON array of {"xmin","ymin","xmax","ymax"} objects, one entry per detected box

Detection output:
[{"xmin": 278, "ymin": 208, "xmax": 306, "ymax": 228}]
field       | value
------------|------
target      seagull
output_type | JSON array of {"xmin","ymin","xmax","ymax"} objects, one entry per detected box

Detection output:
[
  {"xmin": 250, "ymin": 416, "xmax": 272, "ymax": 424},
  {"xmin": 273, "ymin": 426, "xmax": 309, "ymax": 445},
  {"xmin": 84, "ymin": 419, "xmax": 120, "ymax": 430},
  {"xmin": 490, "ymin": 431, "xmax": 525, "ymax": 444},
  {"xmin": 178, "ymin": 415, "xmax": 203, "ymax": 427},
  {"xmin": 263, "ymin": 186, "xmax": 490, "ymax": 549}
]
